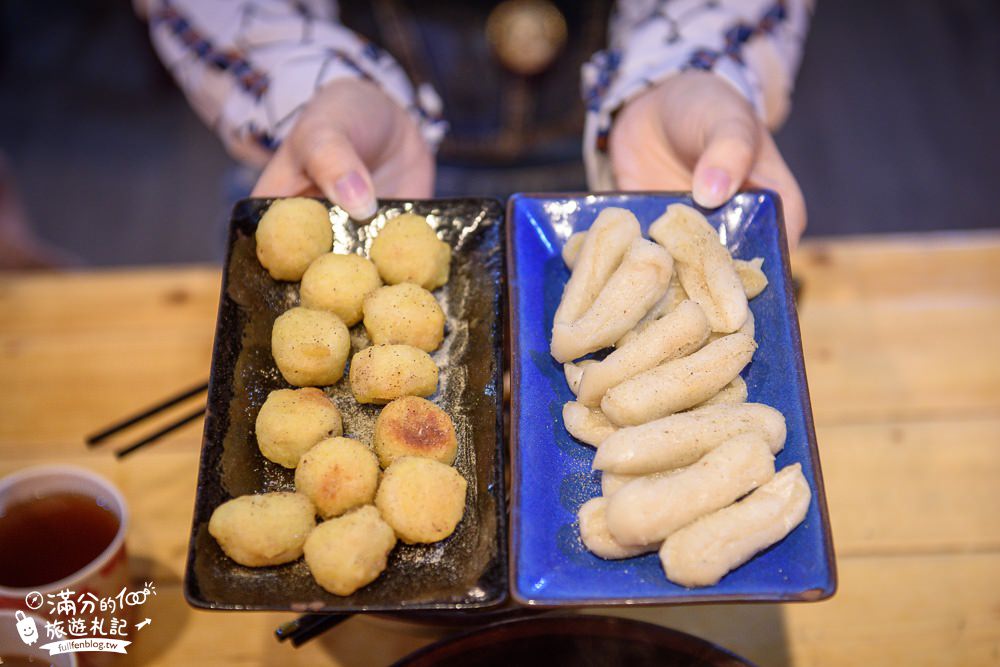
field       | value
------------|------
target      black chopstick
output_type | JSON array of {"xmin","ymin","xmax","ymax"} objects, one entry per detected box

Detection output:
[
  {"xmin": 275, "ymin": 613, "xmax": 352, "ymax": 647},
  {"xmin": 87, "ymin": 381, "xmax": 209, "ymax": 446},
  {"xmin": 113, "ymin": 406, "xmax": 207, "ymax": 458}
]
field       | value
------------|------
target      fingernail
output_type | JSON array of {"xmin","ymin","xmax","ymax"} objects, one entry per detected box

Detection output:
[
  {"xmin": 334, "ymin": 171, "xmax": 377, "ymax": 219},
  {"xmin": 694, "ymin": 168, "xmax": 731, "ymax": 208}
]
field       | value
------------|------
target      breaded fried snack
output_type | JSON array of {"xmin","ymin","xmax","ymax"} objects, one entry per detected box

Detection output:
[
  {"xmin": 375, "ymin": 457, "xmax": 467, "ymax": 544},
  {"xmin": 272, "ymin": 307, "xmax": 351, "ymax": 387},
  {"xmin": 295, "ymin": 437, "xmax": 380, "ymax": 518},
  {"xmin": 370, "ymin": 213, "xmax": 451, "ymax": 289},
  {"xmin": 363, "ymin": 283, "xmax": 445, "ymax": 352},
  {"xmin": 660, "ymin": 464, "xmax": 810, "ymax": 587},
  {"xmin": 349, "ymin": 344, "xmax": 439, "ymax": 404},
  {"xmin": 256, "ymin": 388, "xmax": 343, "ymax": 468},
  {"xmin": 300, "ymin": 253, "xmax": 382, "ymax": 326},
  {"xmin": 373, "ymin": 396, "xmax": 457, "ymax": 467},
  {"xmin": 304, "ymin": 505, "xmax": 396, "ymax": 595},
  {"xmin": 605, "ymin": 434, "xmax": 776, "ymax": 546},
  {"xmin": 208, "ymin": 492, "xmax": 316, "ymax": 567},
  {"xmin": 255, "ymin": 198, "xmax": 332, "ymax": 281},
  {"xmin": 649, "ymin": 204, "xmax": 748, "ymax": 333}
]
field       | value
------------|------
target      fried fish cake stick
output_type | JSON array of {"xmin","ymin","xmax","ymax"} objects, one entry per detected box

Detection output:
[
  {"xmin": 552, "ymin": 239, "xmax": 673, "ymax": 363},
  {"xmin": 649, "ymin": 204, "xmax": 748, "ymax": 333},
  {"xmin": 575, "ymin": 300, "xmax": 709, "ymax": 407},
  {"xmin": 601, "ymin": 471, "xmax": 641, "ymax": 496},
  {"xmin": 562, "ymin": 231, "xmax": 587, "ymax": 269},
  {"xmin": 593, "ymin": 403, "xmax": 786, "ymax": 475},
  {"xmin": 660, "ymin": 464, "xmax": 811, "ymax": 587},
  {"xmin": 734, "ymin": 257, "xmax": 768, "ymax": 299},
  {"xmin": 694, "ymin": 375, "xmax": 748, "ymax": 408},
  {"xmin": 578, "ymin": 497, "xmax": 658, "ymax": 559},
  {"xmin": 601, "ymin": 332, "xmax": 756, "ymax": 426},
  {"xmin": 616, "ymin": 274, "xmax": 689, "ymax": 348},
  {"xmin": 553, "ymin": 208, "xmax": 641, "ymax": 327},
  {"xmin": 563, "ymin": 401, "xmax": 618, "ymax": 447},
  {"xmin": 563, "ymin": 359, "xmax": 597, "ymax": 396},
  {"xmin": 606, "ymin": 435, "xmax": 775, "ymax": 546}
]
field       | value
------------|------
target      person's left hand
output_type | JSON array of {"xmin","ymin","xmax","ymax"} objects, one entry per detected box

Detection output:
[{"xmin": 609, "ymin": 70, "xmax": 807, "ymax": 247}]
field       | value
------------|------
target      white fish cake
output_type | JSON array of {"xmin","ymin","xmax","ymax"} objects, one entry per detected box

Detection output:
[
  {"xmin": 551, "ymin": 238, "xmax": 673, "ymax": 363},
  {"xmin": 616, "ymin": 274, "xmax": 689, "ymax": 348},
  {"xmin": 304, "ymin": 505, "xmax": 396, "ymax": 596},
  {"xmin": 209, "ymin": 492, "xmax": 316, "ymax": 567},
  {"xmin": 295, "ymin": 437, "xmax": 380, "ymax": 518},
  {"xmin": 272, "ymin": 307, "xmax": 351, "ymax": 387},
  {"xmin": 734, "ymin": 257, "xmax": 768, "ymax": 299},
  {"xmin": 373, "ymin": 396, "xmax": 457, "ymax": 467},
  {"xmin": 578, "ymin": 497, "xmax": 658, "ymax": 560},
  {"xmin": 553, "ymin": 207, "xmax": 641, "ymax": 326},
  {"xmin": 601, "ymin": 332, "xmax": 756, "ymax": 426},
  {"xmin": 562, "ymin": 231, "xmax": 587, "ymax": 269},
  {"xmin": 363, "ymin": 283, "xmax": 445, "ymax": 352},
  {"xmin": 255, "ymin": 388, "xmax": 343, "ymax": 468},
  {"xmin": 660, "ymin": 464, "xmax": 811, "ymax": 587},
  {"xmin": 605, "ymin": 435, "xmax": 776, "ymax": 546},
  {"xmin": 375, "ymin": 457, "xmax": 468, "ymax": 544},
  {"xmin": 593, "ymin": 403, "xmax": 786, "ymax": 475},
  {"xmin": 255, "ymin": 198, "xmax": 333, "ymax": 281},
  {"xmin": 575, "ymin": 300, "xmax": 709, "ymax": 406},
  {"xmin": 694, "ymin": 375, "xmax": 748, "ymax": 408},
  {"xmin": 563, "ymin": 401, "xmax": 618, "ymax": 447},
  {"xmin": 649, "ymin": 204, "xmax": 747, "ymax": 333},
  {"xmin": 349, "ymin": 344, "xmax": 439, "ymax": 404},
  {"xmin": 563, "ymin": 359, "xmax": 597, "ymax": 396},
  {"xmin": 300, "ymin": 253, "xmax": 382, "ymax": 326},
  {"xmin": 600, "ymin": 470, "xmax": 641, "ymax": 496},
  {"xmin": 370, "ymin": 213, "xmax": 451, "ymax": 290},
  {"xmin": 709, "ymin": 309, "xmax": 755, "ymax": 343}
]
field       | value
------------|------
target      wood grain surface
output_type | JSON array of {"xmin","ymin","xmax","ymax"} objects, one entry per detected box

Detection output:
[{"xmin": 1, "ymin": 232, "xmax": 998, "ymax": 666}]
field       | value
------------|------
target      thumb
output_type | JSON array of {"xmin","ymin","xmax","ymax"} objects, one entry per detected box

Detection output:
[
  {"xmin": 300, "ymin": 129, "xmax": 378, "ymax": 220},
  {"xmin": 692, "ymin": 115, "xmax": 759, "ymax": 209}
]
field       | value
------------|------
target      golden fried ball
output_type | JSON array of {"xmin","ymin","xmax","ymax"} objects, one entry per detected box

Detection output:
[
  {"xmin": 272, "ymin": 307, "xmax": 351, "ymax": 387},
  {"xmin": 349, "ymin": 344, "xmax": 439, "ymax": 404},
  {"xmin": 295, "ymin": 437, "xmax": 380, "ymax": 519},
  {"xmin": 369, "ymin": 213, "xmax": 451, "ymax": 289},
  {"xmin": 208, "ymin": 492, "xmax": 316, "ymax": 567},
  {"xmin": 300, "ymin": 253, "xmax": 382, "ymax": 326},
  {"xmin": 303, "ymin": 505, "xmax": 396, "ymax": 596},
  {"xmin": 255, "ymin": 198, "xmax": 332, "ymax": 281},
  {"xmin": 374, "ymin": 457, "xmax": 467, "ymax": 544},
  {"xmin": 362, "ymin": 283, "xmax": 445, "ymax": 352},
  {"xmin": 256, "ymin": 388, "xmax": 343, "ymax": 468},
  {"xmin": 373, "ymin": 396, "xmax": 457, "ymax": 467}
]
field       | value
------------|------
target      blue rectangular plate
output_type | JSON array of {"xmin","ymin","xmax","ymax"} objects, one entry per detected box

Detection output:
[{"xmin": 507, "ymin": 191, "xmax": 836, "ymax": 606}]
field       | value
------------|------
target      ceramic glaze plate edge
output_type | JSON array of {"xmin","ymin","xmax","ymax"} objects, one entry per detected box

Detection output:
[
  {"xmin": 184, "ymin": 197, "xmax": 507, "ymax": 613},
  {"xmin": 506, "ymin": 191, "xmax": 836, "ymax": 606}
]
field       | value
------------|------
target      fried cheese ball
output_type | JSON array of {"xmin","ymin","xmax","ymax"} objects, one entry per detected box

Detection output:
[
  {"xmin": 303, "ymin": 505, "xmax": 396, "ymax": 596},
  {"xmin": 373, "ymin": 396, "xmax": 457, "ymax": 467},
  {"xmin": 375, "ymin": 457, "xmax": 467, "ymax": 544},
  {"xmin": 272, "ymin": 307, "xmax": 351, "ymax": 387},
  {"xmin": 369, "ymin": 213, "xmax": 451, "ymax": 289},
  {"xmin": 300, "ymin": 253, "xmax": 382, "ymax": 326},
  {"xmin": 363, "ymin": 283, "xmax": 445, "ymax": 352},
  {"xmin": 255, "ymin": 197, "xmax": 332, "ymax": 281},
  {"xmin": 208, "ymin": 492, "xmax": 316, "ymax": 567},
  {"xmin": 295, "ymin": 437, "xmax": 380, "ymax": 518},
  {"xmin": 349, "ymin": 344, "xmax": 439, "ymax": 404},
  {"xmin": 256, "ymin": 388, "xmax": 343, "ymax": 468}
]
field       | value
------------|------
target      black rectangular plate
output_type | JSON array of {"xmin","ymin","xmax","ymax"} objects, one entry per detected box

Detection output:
[{"xmin": 184, "ymin": 198, "xmax": 507, "ymax": 613}]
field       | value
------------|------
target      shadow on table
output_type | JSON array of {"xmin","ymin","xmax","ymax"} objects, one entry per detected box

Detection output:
[{"xmin": 122, "ymin": 556, "xmax": 191, "ymax": 666}]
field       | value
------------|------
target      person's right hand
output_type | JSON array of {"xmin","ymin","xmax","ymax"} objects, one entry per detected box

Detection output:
[{"xmin": 253, "ymin": 78, "xmax": 434, "ymax": 220}]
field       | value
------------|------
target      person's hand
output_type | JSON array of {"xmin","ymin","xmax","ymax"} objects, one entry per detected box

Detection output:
[
  {"xmin": 609, "ymin": 70, "xmax": 807, "ymax": 247},
  {"xmin": 253, "ymin": 78, "xmax": 434, "ymax": 220}
]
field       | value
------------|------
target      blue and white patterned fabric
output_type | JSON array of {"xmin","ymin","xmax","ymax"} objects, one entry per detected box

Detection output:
[{"xmin": 139, "ymin": 0, "xmax": 810, "ymax": 188}]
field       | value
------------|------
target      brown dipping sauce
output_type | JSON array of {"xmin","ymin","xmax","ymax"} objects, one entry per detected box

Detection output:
[{"xmin": 0, "ymin": 493, "xmax": 119, "ymax": 588}]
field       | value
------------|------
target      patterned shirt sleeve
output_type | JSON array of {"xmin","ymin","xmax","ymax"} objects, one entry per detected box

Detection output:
[
  {"xmin": 582, "ymin": 0, "xmax": 813, "ymax": 189},
  {"xmin": 138, "ymin": 0, "xmax": 446, "ymax": 167}
]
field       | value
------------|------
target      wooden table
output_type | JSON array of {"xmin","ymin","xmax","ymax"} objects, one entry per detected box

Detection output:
[{"xmin": 1, "ymin": 231, "xmax": 998, "ymax": 666}]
